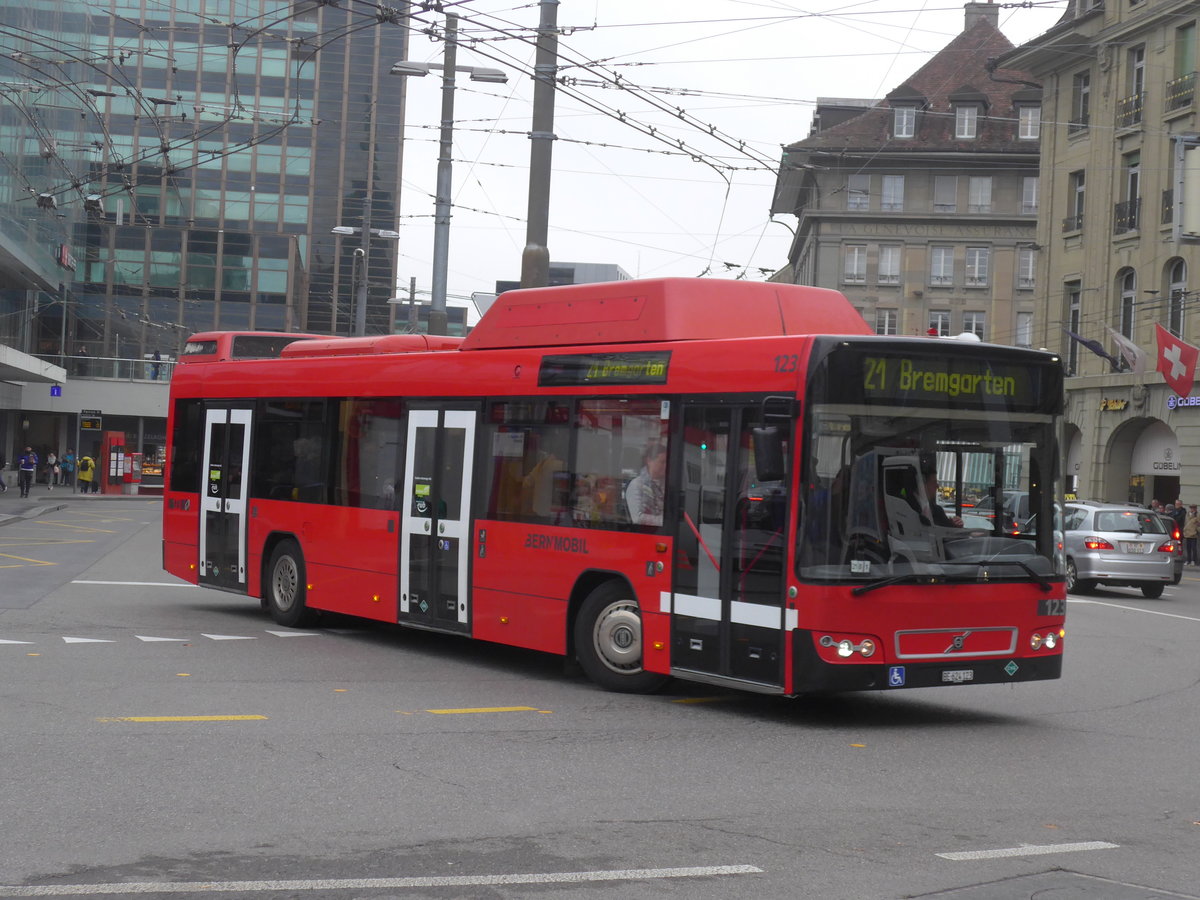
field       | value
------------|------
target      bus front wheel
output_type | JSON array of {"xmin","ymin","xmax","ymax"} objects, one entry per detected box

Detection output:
[
  {"xmin": 574, "ymin": 582, "xmax": 668, "ymax": 693},
  {"xmin": 266, "ymin": 539, "xmax": 318, "ymax": 628}
]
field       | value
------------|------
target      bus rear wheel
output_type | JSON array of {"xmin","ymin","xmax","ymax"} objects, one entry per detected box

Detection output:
[
  {"xmin": 574, "ymin": 582, "xmax": 668, "ymax": 693},
  {"xmin": 266, "ymin": 539, "xmax": 318, "ymax": 628}
]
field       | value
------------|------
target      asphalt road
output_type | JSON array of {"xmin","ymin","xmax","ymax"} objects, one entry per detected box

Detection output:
[{"xmin": 1, "ymin": 499, "xmax": 1198, "ymax": 899}]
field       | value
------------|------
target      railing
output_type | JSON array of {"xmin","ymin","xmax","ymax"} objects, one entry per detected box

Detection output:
[
  {"xmin": 1115, "ymin": 92, "xmax": 1144, "ymax": 129},
  {"xmin": 37, "ymin": 353, "xmax": 176, "ymax": 382},
  {"xmin": 1163, "ymin": 189, "xmax": 1174, "ymax": 225},
  {"xmin": 1068, "ymin": 114, "xmax": 1089, "ymax": 135},
  {"xmin": 1165, "ymin": 72, "xmax": 1195, "ymax": 112},
  {"xmin": 1062, "ymin": 213, "xmax": 1084, "ymax": 233},
  {"xmin": 1114, "ymin": 198, "xmax": 1140, "ymax": 235}
]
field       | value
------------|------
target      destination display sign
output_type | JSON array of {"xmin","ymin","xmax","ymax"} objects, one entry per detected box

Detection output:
[
  {"xmin": 822, "ymin": 347, "xmax": 1056, "ymax": 413},
  {"xmin": 539, "ymin": 351, "xmax": 671, "ymax": 387}
]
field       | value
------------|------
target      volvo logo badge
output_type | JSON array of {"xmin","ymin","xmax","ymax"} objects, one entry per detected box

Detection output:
[{"xmin": 944, "ymin": 631, "xmax": 972, "ymax": 653}]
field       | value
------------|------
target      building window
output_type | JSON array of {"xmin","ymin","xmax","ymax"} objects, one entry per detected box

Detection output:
[
  {"xmin": 843, "ymin": 245, "xmax": 867, "ymax": 284},
  {"xmin": 1018, "ymin": 248, "xmax": 1036, "ymax": 290},
  {"xmin": 1119, "ymin": 269, "xmax": 1136, "ymax": 338},
  {"xmin": 1117, "ymin": 45, "xmax": 1145, "ymax": 129},
  {"xmin": 1167, "ymin": 24, "xmax": 1196, "ymax": 112},
  {"xmin": 1021, "ymin": 176, "xmax": 1039, "ymax": 215},
  {"xmin": 955, "ymin": 105, "xmax": 979, "ymax": 139},
  {"xmin": 1115, "ymin": 151, "xmax": 1140, "ymax": 234},
  {"xmin": 962, "ymin": 311, "xmax": 986, "ymax": 340},
  {"xmin": 965, "ymin": 247, "xmax": 990, "ymax": 287},
  {"xmin": 1017, "ymin": 311, "xmax": 1033, "ymax": 348},
  {"xmin": 881, "ymin": 175, "xmax": 904, "ymax": 211},
  {"xmin": 893, "ymin": 105, "xmax": 916, "ymax": 139},
  {"xmin": 1064, "ymin": 170, "xmax": 1085, "ymax": 232},
  {"xmin": 875, "ymin": 309, "xmax": 898, "ymax": 335},
  {"xmin": 930, "ymin": 246, "xmax": 954, "ymax": 286},
  {"xmin": 847, "ymin": 173, "xmax": 870, "ymax": 210},
  {"xmin": 968, "ymin": 176, "xmax": 992, "ymax": 213},
  {"xmin": 1070, "ymin": 71, "xmax": 1091, "ymax": 133},
  {"xmin": 1066, "ymin": 281, "xmax": 1082, "ymax": 374},
  {"xmin": 1169, "ymin": 258, "xmax": 1187, "ymax": 335},
  {"xmin": 878, "ymin": 245, "xmax": 901, "ymax": 285},
  {"xmin": 1018, "ymin": 105, "xmax": 1040, "ymax": 140},
  {"xmin": 933, "ymin": 175, "xmax": 957, "ymax": 213},
  {"xmin": 929, "ymin": 310, "xmax": 951, "ymax": 337}
]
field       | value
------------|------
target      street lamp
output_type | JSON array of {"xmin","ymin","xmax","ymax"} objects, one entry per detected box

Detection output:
[
  {"xmin": 391, "ymin": 12, "xmax": 507, "ymax": 335},
  {"xmin": 329, "ymin": 223, "xmax": 401, "ymax": 336}
]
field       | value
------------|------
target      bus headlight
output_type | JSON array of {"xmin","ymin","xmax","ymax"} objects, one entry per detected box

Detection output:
[
  {"xmin": 837, "ymin": 639, "xmax": 854, "ymax": 658},
  {"xmin": 1030, "ymin": 633, "xmax": 1043, "ymax": 650}
]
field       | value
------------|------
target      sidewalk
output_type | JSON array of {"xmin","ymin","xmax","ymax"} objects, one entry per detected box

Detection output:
[{"xmin": 0, "ymin": 482, "xmax": 161, "ymax": 528}]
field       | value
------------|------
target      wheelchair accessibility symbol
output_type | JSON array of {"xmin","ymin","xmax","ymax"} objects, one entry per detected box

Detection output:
[{"xmin": 888, "ymin": 666, "xmax": 906, "ymax": 687}]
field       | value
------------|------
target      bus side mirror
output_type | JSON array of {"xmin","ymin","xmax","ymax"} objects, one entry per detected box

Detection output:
[{"xmin": 752, "ymin": 426, "xmax": 786, "ymax": 483}]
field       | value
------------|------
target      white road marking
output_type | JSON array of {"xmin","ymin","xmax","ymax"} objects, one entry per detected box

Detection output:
[
  {"xmin": 0, "ymin": 639, "xmax": 34, "ymax": 645},
  {"xmin": 937, "ymin": 840, "xmax": 1119, "ymax": 860},
  {"xmin": 61, "ymin": 637, "xmax": 115, "ymax": 644},
  {"xmin": 1069, "ymin": 598, "xmax": 1200, "ymax": 623},
  {"xmin": 265, "ymin": 630, "xmax": 319, "ymax": 637},
  {"xmin": 135, "ymin": 636, "xmax": 189, "ymax": 642},
  {"xmin": 201, "ymin": 633, "xmax": 257, "ymax": 640},
  {"xmin": 71, "ymin": 581, "xmax": 194, "ymax": 587},
  {"xmin": 0, "ymin": 865, "xmax": 763, "ymax": 895}
]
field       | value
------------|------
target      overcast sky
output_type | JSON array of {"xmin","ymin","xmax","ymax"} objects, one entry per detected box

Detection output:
[{"xmin": 392, "ymin": 0, "xmax": 1068, "ymax": 315}]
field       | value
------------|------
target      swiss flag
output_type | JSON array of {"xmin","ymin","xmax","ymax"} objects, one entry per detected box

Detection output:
[{"xmin": 1156, "ymin": 323, "xmax": 1200, "ymax": 397}]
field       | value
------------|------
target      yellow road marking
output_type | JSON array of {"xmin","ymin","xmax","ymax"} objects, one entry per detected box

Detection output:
[
  {"xmin": 0, "ymin": 553, "xmax": 55, "ymax": 568},
  {"xmin": 33, "ymin": 521, "xmax": 117, "ymax": 533},
  {"xmin": 98, "ymin": 715, "xmax": 268, "ymax": 723},
  {"xmin": 671, "ymin": 696, "xmax": 727, "ymax": 704},
  {"xmin": 426, "ymin": 706, "xmax": 541, "ymax": 715}
]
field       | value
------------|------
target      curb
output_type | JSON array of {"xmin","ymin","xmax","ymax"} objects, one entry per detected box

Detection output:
[{"xmin": 0, "ymin": 502, "xmax": 69, "ymax": 528}]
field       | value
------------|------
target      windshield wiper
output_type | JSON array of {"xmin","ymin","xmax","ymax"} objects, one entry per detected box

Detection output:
[
  {"xmin": 852, "ymin": 573, "xmax": 944, "ymax": 596},
  {"xmin": 976, "ymin": 558, "xmax": 1053, "ymax": 592},
  {"xmin": 852, "ymin": 559, "xmax": 1053, "ymax": 595}
]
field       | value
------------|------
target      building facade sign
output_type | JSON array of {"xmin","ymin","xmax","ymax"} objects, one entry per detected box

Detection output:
[
  {"xmin": 1100, "ymin": 397, "xmax": 1128, "ymax": 411},
  {"xmin": 1166, "ymin": 394, "xmax": 1200, "ymax": 409}
]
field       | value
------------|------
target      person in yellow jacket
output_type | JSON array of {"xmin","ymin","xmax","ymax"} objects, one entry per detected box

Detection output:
[{"xmin": 76, "ymin": 455, "xmax": 97, "ymax": 493}]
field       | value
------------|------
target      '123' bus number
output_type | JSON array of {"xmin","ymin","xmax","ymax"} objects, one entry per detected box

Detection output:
[{"xmin": 774, "ymin": 354, "xmax": 800, "ymax": 373}]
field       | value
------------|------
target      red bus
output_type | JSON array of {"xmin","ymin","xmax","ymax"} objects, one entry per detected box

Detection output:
[{"xmin": 163, "ymin": 278, "xmax": 1067, "ymax": 695}]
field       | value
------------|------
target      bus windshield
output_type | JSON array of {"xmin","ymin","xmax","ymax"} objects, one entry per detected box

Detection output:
[{"xmin": 798, "ymin": 342, "xmax": 1062, "ymax": 585}]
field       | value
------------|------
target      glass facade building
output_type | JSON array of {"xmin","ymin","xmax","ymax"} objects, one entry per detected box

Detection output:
[{"xmin": 5, "ymin": 0, "xmax": 408, "ymax": 369}]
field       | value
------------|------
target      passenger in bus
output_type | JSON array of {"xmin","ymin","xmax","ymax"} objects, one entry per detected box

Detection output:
[
  {"xmin": 520, "ymin": 433, "xmax": 565, "ymax": 519},
  {"xmin": 626, "ymin": 441, "xmax": 667, "ymax": 527}
]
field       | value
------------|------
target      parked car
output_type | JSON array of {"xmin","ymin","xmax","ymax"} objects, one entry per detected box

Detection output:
[
  {"xmin": 1157, "ymin": 512, "xmax": 1184, "ymax": 585},
  {"xmin": 1063, "ymin": 501, "xmax": 1176, "ymax": 598}
]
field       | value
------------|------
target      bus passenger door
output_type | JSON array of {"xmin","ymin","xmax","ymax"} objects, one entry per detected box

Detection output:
[
  {"xmin": 399, "ymin": 407, "xmax": 476, "ymax": 632},
  {"xmin": 671, "ymin": 403, "xmax": 790, "ymax": 689},
  {"xmin": 198, "ymin": 405, "xmax": 252, "ymax": 590}
]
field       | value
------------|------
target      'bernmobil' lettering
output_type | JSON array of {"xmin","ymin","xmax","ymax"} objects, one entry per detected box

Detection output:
[{"xmin": 524, "ymin": 533, "xmax": 590, "ymax": 554}]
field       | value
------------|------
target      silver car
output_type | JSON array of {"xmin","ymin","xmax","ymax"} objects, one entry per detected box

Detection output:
[{"xmin": 1063, "ymin": 502, "xmax": 1175, "ymax": 598}]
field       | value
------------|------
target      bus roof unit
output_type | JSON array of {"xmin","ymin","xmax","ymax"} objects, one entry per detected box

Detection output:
[
  {"xmin": 459, "ymin": 277, "xmax": 872, "ymax": 350},
  {"xmin": 279, "ymin": 333, "xmax": 465, "ymax": 358}
]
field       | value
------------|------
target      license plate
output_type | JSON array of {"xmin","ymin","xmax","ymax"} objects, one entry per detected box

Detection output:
[
  {"xmin": 942, "ymin": 669, "xmax": 975, "ymax": 684},
  {"xmin": 1121, "ymin": 542, "xmax": 1148, "ymax": 554}
]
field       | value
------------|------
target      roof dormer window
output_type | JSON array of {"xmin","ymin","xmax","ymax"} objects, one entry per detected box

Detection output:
[
  {"xmin": 955, "ymin": 104, "xmax": 980, "ymax": 139},
  {"xmin": 893, "ymin": 105, "xmax": 916, "ymax": 139}
]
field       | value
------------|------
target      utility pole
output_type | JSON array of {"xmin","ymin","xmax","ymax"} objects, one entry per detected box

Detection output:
[
  {"xmin": 355, "ymin": 194, "xmax": 371, "ymax": 337},
  {"xmin": 428, "ymin": 13, "xmax": 458, "ymax": 336},
  {"xmin": 408, "ymin": 275, "xmax": 418, "ymax": 332},
  {"xmin": 520, "ymin": 0, "xmax": 558, "ymax": 289}
]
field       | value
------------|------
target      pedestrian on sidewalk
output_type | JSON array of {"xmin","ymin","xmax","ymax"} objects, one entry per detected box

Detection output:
[
  {"xmin": 46, "ymin": 450, "xmax": 58, "ymax": 490},
  {"xmin": 0, "ymin": 450, "xmax": 7, "ymax": 492},
  {"xmin": 60, "ymin": 448, "xmax": 75, "ymax": 488},
  {"xmin": 1184, "ymin": 505, "xmax": 1200, "ymax": 566},
  {"xmin": 18, "ymin": 447, "xmax": 37, "ymax": 498},
  {"xmin": 77, "ymin": 454, "xmax": 96, "ymax": 494}
]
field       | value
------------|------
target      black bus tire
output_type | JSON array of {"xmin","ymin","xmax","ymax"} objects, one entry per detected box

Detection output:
[
  {"xmin": 265, "ymin": 539, "xmax": 319, "ymax": 628},
  {"xmin": 574, "ymin": 581, "xmax": 669, "ymax": 693}
]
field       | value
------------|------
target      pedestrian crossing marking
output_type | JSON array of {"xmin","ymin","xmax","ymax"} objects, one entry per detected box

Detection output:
[{"xmin": 0, "ymin": 631, "xmax": 332, "ymax": 646}]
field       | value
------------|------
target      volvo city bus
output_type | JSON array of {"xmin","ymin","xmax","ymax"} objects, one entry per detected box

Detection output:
[{"xmin": 163, "ymin": 278, "xmax": 1067, "ymax": 695}]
